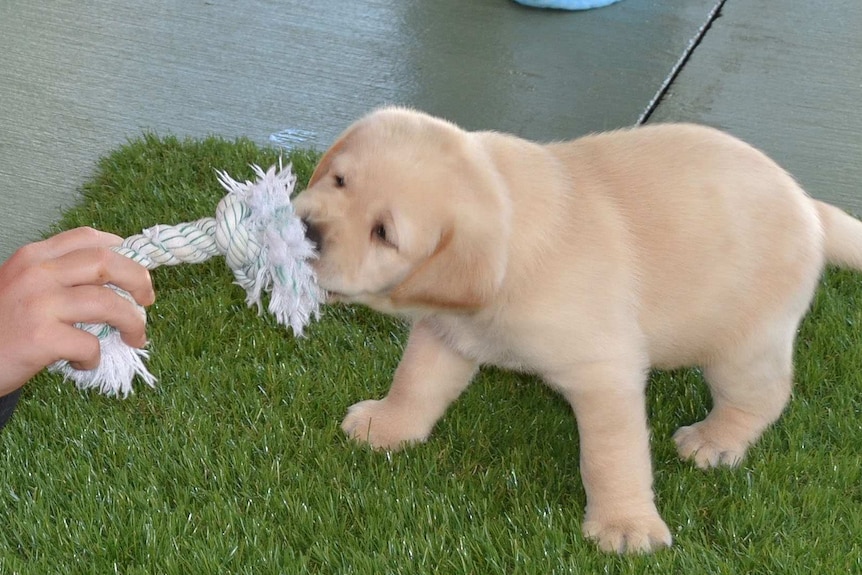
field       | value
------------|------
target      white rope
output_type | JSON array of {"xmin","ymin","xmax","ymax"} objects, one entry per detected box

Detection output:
[{"xmin": 49, "ymin": 162, "xmax": 322, "ymax": 398}]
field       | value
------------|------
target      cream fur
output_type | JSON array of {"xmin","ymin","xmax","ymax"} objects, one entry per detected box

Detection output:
[{"xmin": 293, "ymin": 107, "xmax": 862, "ymax": 553}]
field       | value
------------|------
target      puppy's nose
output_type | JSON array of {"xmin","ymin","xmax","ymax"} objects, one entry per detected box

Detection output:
[{"xmin": 301, "ymin": 217, "xmax": 322, "ymax": 253}]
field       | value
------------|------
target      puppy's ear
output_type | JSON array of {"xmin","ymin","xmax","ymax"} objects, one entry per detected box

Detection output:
[
  {"xmin": 308, "ymin": 133, "xmax": 351, "ymax": 188},
  {"xmin": 390, "ymin": 223, "xmax": 506, "ymax": 310}
]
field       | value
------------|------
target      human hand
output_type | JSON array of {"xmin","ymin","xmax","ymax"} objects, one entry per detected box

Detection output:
[{"xmin": 0, "ymin": 227, "xmax": 155, "ymax": 396}]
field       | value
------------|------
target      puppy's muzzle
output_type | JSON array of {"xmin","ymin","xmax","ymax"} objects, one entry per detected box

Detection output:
[{"xmin": 301, "ymin": 217, "xmax": 323, "ymax": 254}]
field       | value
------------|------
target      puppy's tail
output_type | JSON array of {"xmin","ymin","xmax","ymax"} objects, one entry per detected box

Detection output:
[{"xmin": 816, "ymin": 200, "xmax": 862, "ymax": 270}]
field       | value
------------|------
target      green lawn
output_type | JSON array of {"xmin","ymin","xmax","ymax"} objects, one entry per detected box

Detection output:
[{"xmin": 1, "ymin": 134, "xmax": 860, "ymax": 573}]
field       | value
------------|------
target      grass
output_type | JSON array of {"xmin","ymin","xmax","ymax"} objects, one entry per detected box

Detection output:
[{"xmin": 1, "ymin": 133, "xmax": 861, "ymax": 574}]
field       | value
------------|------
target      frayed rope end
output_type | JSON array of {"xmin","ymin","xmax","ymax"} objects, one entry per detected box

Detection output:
[{"xmin": 49, "ymin": 329, "xmax": 156, "ymax": 399}]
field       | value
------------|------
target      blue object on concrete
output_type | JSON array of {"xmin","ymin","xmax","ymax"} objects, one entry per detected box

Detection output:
[
  {"xmin": 514, "ymin": 0, "xmax": 622, "ymax": 10},
  {"xmin": 269, "ymin": 128, "xmax": 318, "ymax": 152}
]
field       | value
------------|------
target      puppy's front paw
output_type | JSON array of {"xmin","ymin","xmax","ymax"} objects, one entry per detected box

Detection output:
[
  {"xmin": 341, "ymin": 399, "xmax": 431, "ymax": 450},
  {"xmin": 582, "ymin": 511, "xmax": 672, "ymax": 554}
]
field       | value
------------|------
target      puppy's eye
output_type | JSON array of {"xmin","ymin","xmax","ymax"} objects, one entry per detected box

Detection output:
[
  {"xmin": 334, "ymin": 175, "xmax": 345, "ymax": 187},
  {"xmin": 373, "ymin": 224, "xmax": 389, "ymax": 244}
]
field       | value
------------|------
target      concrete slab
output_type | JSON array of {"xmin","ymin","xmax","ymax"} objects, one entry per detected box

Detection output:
[
  {"xmin": 649, "ymin": 0, "xmax": 862, "ymax": 212},
  {"xmin": 0, "ymin": 0, "xmax": 720, "ymax": 259}
]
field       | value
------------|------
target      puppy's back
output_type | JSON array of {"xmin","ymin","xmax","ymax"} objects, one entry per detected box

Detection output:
[{"xmin": 547, "ymin": 124, "xmax": 824, "ymax": 367}]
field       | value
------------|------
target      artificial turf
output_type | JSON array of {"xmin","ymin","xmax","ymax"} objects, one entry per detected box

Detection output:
[{"xmin": 0, "ymin": 134, "xmax": 860, "ymax": 573}]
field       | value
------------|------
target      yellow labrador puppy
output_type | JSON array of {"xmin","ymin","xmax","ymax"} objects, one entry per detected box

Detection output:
[{"xmin": 293, "ymin": 107, "xmax": 862, "ymax": 553}]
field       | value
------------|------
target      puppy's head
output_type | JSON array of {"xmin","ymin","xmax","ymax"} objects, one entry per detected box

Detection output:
[{"xmin": 294, "ymin": 107, "xmax": 510, "ymax": 314}]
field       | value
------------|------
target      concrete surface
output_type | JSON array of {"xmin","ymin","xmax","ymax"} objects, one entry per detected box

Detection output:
[
  {"xmin": 0, "ymin": 0, "xmax": 859, "ymax": 261},
  {"xmin": 650, "ymin": 0, "xmax": 862, "ymax": 212}
]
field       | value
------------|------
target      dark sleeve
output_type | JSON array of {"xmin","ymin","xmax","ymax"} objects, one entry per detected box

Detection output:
[{"xmin": 0, "ymin": 388, "xmax": 22, "ymax": 431}]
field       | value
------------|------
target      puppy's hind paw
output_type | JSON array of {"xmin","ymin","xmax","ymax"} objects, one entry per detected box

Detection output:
[{"xmin": 673, "ymin": 422, "xmax": 748, "ymax": 469}]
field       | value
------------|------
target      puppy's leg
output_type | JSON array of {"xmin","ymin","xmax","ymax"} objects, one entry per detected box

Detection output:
[
  {"xmin": 556, "ymin": 361, "xmax": 672, "ymax": 554},
  {"xmin": 342, "ymin": 319, "xmax": 477, "ymax": 450},
  {"xmin": 673, "ymin": 328, "xmax": 795, "ymax": 469}
]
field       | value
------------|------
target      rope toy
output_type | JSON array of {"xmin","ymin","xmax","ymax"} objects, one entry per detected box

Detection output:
[{"xmin": 48, "ymin": 162, "xmax": 322, "ymax": 398}]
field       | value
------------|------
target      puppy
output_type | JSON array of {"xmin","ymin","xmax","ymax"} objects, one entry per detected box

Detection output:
[{"xmin": 293, "ymin": 107, "xmax": 862, "ymax": 553}]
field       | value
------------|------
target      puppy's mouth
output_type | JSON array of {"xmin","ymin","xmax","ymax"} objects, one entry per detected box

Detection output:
[{"xmin": 315, "ymin": 274, "xmax": 362, "ymax": 305}]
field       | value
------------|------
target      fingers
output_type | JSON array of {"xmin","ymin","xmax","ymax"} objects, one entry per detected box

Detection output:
[
  {"xmin": 54, "ymin": 285, "xmax": 149, "ymax": 349},
  {"xmin": 45, "ymin": 246, "xmax": 155, "ymax": 307},
  {"xmin": 38, "ymin": 227, "xmax": 124, "ymax": 256},
  {"xmin": 49, "ymin": 324, "xmax": 103, "ymax": 371},
  {"xmin": 16, "ymin": 227, "xmax": 124, "ymax": 265},
  {"xmin": 34, "ymin": 230, "xmax": 155, "ymax": 351}
]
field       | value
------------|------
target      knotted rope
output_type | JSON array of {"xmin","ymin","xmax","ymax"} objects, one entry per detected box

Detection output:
[{"xmin": 49, "ymin": 163, "xmax": 322, "ymax": 398}]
